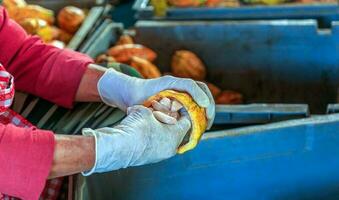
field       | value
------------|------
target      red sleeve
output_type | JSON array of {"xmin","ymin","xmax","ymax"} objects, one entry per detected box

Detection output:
[
  {"xmin": 0, "ymin": 124, "xmax": 55, "ymax": 200},
  {"xmin": 0, "ymin": 6, "xmax": 94, "ymax": 108}
]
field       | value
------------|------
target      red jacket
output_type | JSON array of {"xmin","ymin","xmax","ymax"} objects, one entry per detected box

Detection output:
[{"xmin": 0, "ymin": 7, "xmax": 93, "ymax": 200}]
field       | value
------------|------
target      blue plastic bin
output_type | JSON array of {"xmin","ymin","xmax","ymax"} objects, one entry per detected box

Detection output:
[
  {"xmin": 74, "ymin": 19, "xmax": 339, "ymax": 200},
  {"xmin": 133, "ymin": 0, "xmax": 339, "ymax": 27},
  {"xmin": 132, "ymin": 20, "xmax": 339, "ymax": 114},
  {"xmin": 79, "ymin": 113, "xmax": 339, "ymax": 199},
  {"xmin": 84, "ymin": 19, "xmax": 338, "ymax": 123}
]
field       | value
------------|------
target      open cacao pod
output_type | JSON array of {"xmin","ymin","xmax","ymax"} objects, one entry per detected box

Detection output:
[{"xmin": 144, "ymin": 90, "xmax": 207, "ymax": 154}]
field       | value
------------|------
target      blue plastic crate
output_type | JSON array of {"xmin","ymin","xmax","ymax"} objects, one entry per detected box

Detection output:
[
  {"xmin": 85, "ymin": 20, "xmax": 339, "ymax": 124},
  {"xmin": 80, "ymin": 113, "xmax": 339, "ymax": 199},
  {"xmin": 74, "ymin": 19, "xmax": 339, "ymax": 200},
  {"xmin": 133, "ymin": 0, "xmax": 339, "ymax": 27},
  {"xmin": 133, "ymin": 20, "xmax": 339, "ymax": 114},
  {"xmin": 83, "ymin": 19, "xmax": 339, "ymax": 120}
]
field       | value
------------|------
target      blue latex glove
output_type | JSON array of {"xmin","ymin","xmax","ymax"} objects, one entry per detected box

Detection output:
[
  {"xmin": 98, "ymin": 68, "xmax": 215, "ymax": 129},
  {"xmin": 82, "ymin": 105, "xmax": 191, "ymax": 176}
]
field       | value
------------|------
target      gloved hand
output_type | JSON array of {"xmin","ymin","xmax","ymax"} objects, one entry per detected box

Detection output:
[
  {"xmin": 82, "ymin": 105, "xmax": 191, "ymax": 176},
  {"xmin": 98, "ymin": 68, "xmax": 215, "ymax": 129}
]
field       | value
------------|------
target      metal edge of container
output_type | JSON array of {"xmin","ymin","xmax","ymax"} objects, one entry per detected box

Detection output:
[
  {"xmin": 204, "ymin": 112, "xmax": 339, "ymax": 139},
  {"xmin": 214, "ymin": 104, "xmax": 310, "ymax": 124},
  {"xmin": 85, "ymin": 22, "xmax": 124, "ymax": 58},
  {"xmin": 134, "ymin": 18, "xmax": 319, "ymax": 26},
  {"xmin": 79, "ymin": 19, "xmax": 123, "ymax": 56},
  {"xmin": 133, "ymin": 0, "xmax": 339, "ymax": 21}
]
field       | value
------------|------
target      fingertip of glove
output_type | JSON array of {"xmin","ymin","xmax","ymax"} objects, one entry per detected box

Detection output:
[
  {"xmin": 199, "ymin": 97, "xmax": 211, "ymax": 108},
  {"xmin": 196, "ymin": 82, "xmax": 212, "ymax": 108}
]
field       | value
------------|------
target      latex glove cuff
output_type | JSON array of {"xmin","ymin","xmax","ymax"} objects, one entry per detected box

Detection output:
[
  {"xmin": 97, "ymin": 69, "xmax": 120, "ymax": 108},
  {"xmin": 81, "ymin": 128, "xmax": 129, "ymax": 176}
]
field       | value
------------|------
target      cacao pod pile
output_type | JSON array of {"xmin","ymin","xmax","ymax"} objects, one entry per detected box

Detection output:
[
  {"xmin": 107, "ymin": 44, "xmax": 157, "ymax": 63},
  {"xmin": 95, "ymin": 35, "xmax": 243, "ymax": 104},
  {"xmin": 8, "ymin": 4, "xmax": 54, "ymax": 24},
  {"xmin": 3, "ymin": 0, "xmax": 86, "ymax": 47},
  {"xmin": 96, "ymin": 35, "xmax": 161, "ymax": 79},
  {"xmin": 167, "ymin": 0, "xmax": 240, "ymax": 7},
  {"xmin": 166, "ymin": 0, "xmax": 332, "ymax": 7}
]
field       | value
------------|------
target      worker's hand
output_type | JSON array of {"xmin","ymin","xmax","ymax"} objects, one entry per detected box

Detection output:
[
  {"xmin": 97, "ymin": 68, "xmax": 215, "ymax": 129},
  {"xmin": 81, "ymin": 105, "xmax": 191, "ymax": 176}
]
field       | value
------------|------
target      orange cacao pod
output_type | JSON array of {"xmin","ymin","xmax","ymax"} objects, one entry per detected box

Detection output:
[
  {"xmin": 57, "ymin": 6, "xmax": 85, "ymax": 34},
  {"xmin": 171, "ymin": 50, "xmax": 206, "ymax": 80}
]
